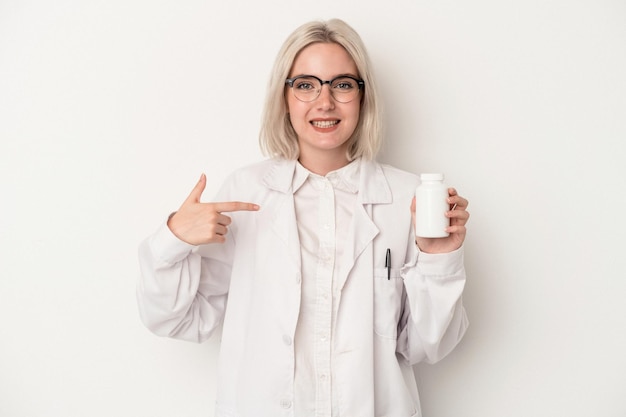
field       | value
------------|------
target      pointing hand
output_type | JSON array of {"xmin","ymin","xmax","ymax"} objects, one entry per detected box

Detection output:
[{"xmin": 167, "ymin": 174, "xmax": 260, "ymax": 245}]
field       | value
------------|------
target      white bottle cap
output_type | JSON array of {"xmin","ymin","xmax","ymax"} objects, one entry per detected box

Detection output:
[{"xmin": 420, "ymin": 173, "xmax": 444, "ymax": 181}]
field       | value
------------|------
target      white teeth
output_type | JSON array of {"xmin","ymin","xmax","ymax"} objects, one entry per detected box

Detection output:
[{"xmin": 312, "ymin": 120, "xmax": 339, "ymax": 128}]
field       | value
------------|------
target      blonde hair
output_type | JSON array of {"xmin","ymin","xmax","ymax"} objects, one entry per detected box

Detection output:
[{"xmin": 259, "ymin": 19, "xmax": 383, "ymax": 161}]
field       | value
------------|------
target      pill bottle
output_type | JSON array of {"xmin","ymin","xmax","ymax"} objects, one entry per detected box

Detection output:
[{"xmin": 415, "ymin": 173, "xmax": 450, "ymax": 238}]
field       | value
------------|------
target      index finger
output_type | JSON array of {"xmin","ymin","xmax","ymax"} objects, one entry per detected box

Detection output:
[
  {"xmin": 449, "ymin": 195, "xmax": 469, "ymax": 210},
  {"xmin": 211, "ymin": 201, "xmax": 260, "ymax": 213}
]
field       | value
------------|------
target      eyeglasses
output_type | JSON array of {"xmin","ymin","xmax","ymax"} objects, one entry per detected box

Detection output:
[{"xmin": 285, "ymin": 75, "xmax": 365, "ymax": 103}]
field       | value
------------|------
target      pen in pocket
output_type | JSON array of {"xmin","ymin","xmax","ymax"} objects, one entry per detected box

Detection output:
[{"xmin": 385, "ymin": 248, "xmax": 391, "ymax": 280}]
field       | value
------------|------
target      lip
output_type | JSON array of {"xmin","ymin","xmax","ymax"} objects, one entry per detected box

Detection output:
[{"xmin": 310, "ymin": 119, "xmax": 341, "ymax": 130}]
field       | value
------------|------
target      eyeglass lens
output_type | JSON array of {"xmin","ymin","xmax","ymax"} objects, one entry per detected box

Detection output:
[{"xmin": 290, "ymin": 76, "xmax": 361, "ymax": 103}]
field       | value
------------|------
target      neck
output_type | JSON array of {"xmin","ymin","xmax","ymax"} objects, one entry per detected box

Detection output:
[{"xmin": 298, "ymin": 152, "xmax": 351, "ymax": 176}]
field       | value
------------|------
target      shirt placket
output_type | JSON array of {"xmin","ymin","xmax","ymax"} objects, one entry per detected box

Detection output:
[{"xmin": 314, "ymin": 177, "xmax": 335, "ymax": 417}]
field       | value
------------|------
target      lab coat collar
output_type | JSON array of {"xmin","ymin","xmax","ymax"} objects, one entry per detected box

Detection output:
[
  {"xmin": 261, "ymin": 157, "xmax": 385, "ymax": 292},
  {"xmin": 357, "ymin": 159, "xmax": 392, "ymax": 204},
  {"xmin": 261, "ymin": 159, "xmax": 298, "ymax": 194},
  {"xmin": 262, "ymin": 158, "xmax": 392, "ymax": 204}
]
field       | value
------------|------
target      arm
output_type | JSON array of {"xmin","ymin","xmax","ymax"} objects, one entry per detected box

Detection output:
[
  {"xmin": 396, "ymin": 188, "xmax": 470, "ymax": 364},
  {"xmin": 397, "ymin": 247, "xmax": 469, "ymax": 364},
  {"xmin": 136, "ymin": 174, "xmax": 259, "ymax": 343},
  {"xmin": 137, "ymin": 224, "xmax": 232, "ymax": 343}
]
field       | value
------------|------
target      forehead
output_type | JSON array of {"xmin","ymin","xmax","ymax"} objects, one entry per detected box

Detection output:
[{"xmin": 290, "ymin": 42, "xmax": 358, "ymax": 77}]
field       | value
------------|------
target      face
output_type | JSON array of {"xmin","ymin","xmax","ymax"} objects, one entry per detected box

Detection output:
[{"xmin": 286, "ymin": 42, "xmax": 361, "ymax": 167}]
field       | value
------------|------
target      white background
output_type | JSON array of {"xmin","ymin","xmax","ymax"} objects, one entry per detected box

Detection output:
[{"xmin": 1, "ymin": 0, "xmax": 625, "ymax": 416}]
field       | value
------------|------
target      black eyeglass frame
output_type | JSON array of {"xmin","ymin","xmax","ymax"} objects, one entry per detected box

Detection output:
[{"xmin": 285, "ymin": 74, "xmax": 365, "ymax": 103}]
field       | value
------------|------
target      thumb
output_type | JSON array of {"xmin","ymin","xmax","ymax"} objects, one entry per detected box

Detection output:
[{"xmin": 183, "ymin": 173, "xmax": 206, "ymax": 205}]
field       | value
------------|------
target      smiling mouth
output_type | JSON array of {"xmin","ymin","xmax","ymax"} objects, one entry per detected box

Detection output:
[{"xmin": 311, "ymin": 120, "xmax": 339, "ymax": 128}]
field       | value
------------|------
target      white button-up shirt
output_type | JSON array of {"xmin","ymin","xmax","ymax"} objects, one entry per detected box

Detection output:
[
  {"xmin": 137, "ymin": 158, "xmax": 468, "ymax": 417},
  {"xmin": 292, "ymin": 160, "xmax": 359, "ymax": 417}
]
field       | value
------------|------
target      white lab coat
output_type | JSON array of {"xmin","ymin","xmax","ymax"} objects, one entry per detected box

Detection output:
[{"xmin": 137, "ymin": 158, "xmax": 468, "ymax": 417}]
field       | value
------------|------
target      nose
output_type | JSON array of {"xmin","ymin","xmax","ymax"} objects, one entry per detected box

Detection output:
[{"xmin": 316, "ymin": 84, "xmax": 335, "ymax": 110}]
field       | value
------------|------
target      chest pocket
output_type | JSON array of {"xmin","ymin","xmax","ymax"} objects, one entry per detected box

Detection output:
[{"xmin": 373, "ymin": 267, "xmax": 404, "ymax": 339}]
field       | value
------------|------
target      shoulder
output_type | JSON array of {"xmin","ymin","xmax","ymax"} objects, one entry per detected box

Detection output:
[
  {"xmin": 358, "ymin": 160, "xmax": 417, "ymax": 204},
  {"xmin": 217, "ymin": 158, "xmax": 295, "ymax": 196},
  {"xmin": 379, "ymin": 162, "xmax": 419, "ymax": 184},
  {"xmin": 369, "ymin": 161, "xmax": 419, "ymax": 191}
]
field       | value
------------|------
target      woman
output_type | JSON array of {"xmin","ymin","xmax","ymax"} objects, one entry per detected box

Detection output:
[{"xmin": 137, "ymin": 18, "xmax": 470, "ymax": 417}]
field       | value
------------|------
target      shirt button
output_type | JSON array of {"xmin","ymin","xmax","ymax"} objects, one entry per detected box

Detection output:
[
  {"xmin": 280, "ymin": 399, "xmax": 292, "ymax": 409},
  {"xmin": 282, "ymin": 335, "xmax": 292, "ymax": 346}
]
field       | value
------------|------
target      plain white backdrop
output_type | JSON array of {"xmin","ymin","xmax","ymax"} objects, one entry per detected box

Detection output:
[{"xmin": 1, "ymin": 0, "xmax": 625, "ymax": 416}]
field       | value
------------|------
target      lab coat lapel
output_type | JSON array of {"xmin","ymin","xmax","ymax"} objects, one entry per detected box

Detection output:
[
  {"xmin": 336, "ymin": 160, "xmax": 392, "ymax": 291},
  {"xmin": 261, "ymin": 159, "xmax": 301, "ymax": 271}
]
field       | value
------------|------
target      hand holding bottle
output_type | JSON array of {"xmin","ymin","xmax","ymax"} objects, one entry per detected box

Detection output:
[{"xmin": 411, "ymin": 186, "xmax": 469, "ymax": 254}]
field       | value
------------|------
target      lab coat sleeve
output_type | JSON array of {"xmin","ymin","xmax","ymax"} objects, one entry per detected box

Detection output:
[
  {"xmin": 397, "ymin": 245, "xmax": 469, "ymax": 365},
  {"xmin": 136, "ymin": 221, "xmax": 233, "ymax": 343}
]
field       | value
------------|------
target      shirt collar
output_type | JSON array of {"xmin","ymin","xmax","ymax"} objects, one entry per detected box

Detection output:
[
  {"xmin": 293, "ymin": 159, "xmax": 361, "ymax": 194},
  {"xmin": 262, "ymin": 158, "xmax": 391, "ymax": 204}
]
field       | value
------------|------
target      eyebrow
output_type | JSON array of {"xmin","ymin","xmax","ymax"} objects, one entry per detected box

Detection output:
[{"xmin": 288, "ymin": 73, "xmax": 361, "ymax": 80}]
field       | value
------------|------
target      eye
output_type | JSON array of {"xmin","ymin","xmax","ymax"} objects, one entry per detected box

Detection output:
[
  {"xmin": 295, "ymin": 81, "xmax": 315, "ymax": 90},
  {"xmin": 294, "ymin": 77, "xmax": 319, "ymax": 92},
  {"xmin": 332, "ymin": 78, "xmax": 357, "ymax": 91}
]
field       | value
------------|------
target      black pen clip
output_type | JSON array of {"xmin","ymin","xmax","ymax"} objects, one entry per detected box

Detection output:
[{"xmin": 385, "ymin": 248, "xmax": 391, "ymax": 280}]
